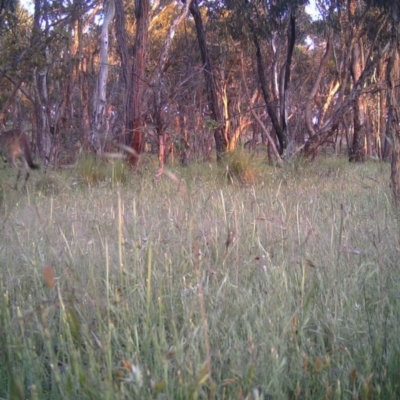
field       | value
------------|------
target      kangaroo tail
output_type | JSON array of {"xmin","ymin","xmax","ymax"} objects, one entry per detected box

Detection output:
[{"xmin": 21, "ymin": 134, "xmax": 40, "ymax": 170}]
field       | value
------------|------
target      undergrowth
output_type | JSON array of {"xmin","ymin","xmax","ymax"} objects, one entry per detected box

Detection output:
[{"xmin": 0, "ymin": 157, "xmax": 399, "ymax": 399}]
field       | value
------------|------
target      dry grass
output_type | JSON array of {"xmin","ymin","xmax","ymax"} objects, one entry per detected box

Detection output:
[{"xmin": 0, "ymin": 156, "xmax": 399, "ymax": 399}]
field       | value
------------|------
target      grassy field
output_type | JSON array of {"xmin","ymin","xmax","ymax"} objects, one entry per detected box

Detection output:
[{"xmin": 0, "ymin": 155, "xmax": 399, "ymax": 399}]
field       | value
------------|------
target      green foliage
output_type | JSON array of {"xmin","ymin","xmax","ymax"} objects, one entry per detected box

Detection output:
[{"xmin": 0, "ymin": 159, "xmax": 399, "ymax": 399}]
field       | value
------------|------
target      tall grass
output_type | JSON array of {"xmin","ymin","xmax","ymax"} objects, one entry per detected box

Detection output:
[{"xmin": 0, "ymin": 157, "xmax": 399, "ymax": 399}]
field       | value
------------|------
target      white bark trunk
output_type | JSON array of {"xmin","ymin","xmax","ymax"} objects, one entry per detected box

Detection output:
[{"xmin": 91, "ymin": 0, "xmax": 115, "ymax": 154}]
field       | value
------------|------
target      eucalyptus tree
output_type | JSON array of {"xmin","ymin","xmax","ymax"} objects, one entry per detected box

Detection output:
[
  {"xmin": 156, "ymin": 19, "xmax": 210, "ymax": 162},
  {"xmin": 343, "ymin": 0, "xmax": 390, "ymax": 162},
  {"xmin": 347, "ymin": 0, "xmax": 366, "ymax": 161},
  {"xmin": 91, "ymin": 0, "xmax": 115, "ymax": 154},
  {"xmin": 145, "ymin": 0, "xmax": 191, "ymax": 172},
  {"xmin": 303, "ymin": 0, "xmax": 391, "ymax": 161},
  {"xmin": 303, "ymin": 7, "xmax": 333, "ymax": 141},
  {"xmin": 0, "ymin": 0, "xmax": 102, "ymax": 164},
  {"xmin": 125, "ymin": 0, "xmax": 150, "ymax": 166},
  {"xmin": 114, "ymin": 0, "xmax": 131, "ymax": 137},
  {"xmin": 0, "ymin": 0, "xmax": 18, "ymax": 36},
  {"xmin": 0, "ymin": 0, "xmax": 54, "ymax": 159},
  {"xmin": 0, "ymin": 3, "xmax": 32, "ymax": 126},
  {"xmin": 59, "ymin": 0, "xmax": 101, "ymax": 156},
  {"xmin": 347, "ymin": 0, "xmax": 400, "ymax": 202},
  {"xmin": 189, "ymin": 5, "xmax": 267, "ymax": 155},
  {"xmin": 387, "ymin": 2, "xmax": 400, "ymax": 203},
  {"xmin": 114, "ymin": 0, "xmax": 192, "ymax": 166},
  {"xmin": 222, "ymin": 0, "xmax": 309, "ymax": 158},
  {"xmin": 189, "ymin": 0, "xmax": 228, "ymax": 160},
  {"xmin": 371, "ymin": 0, "xmax": 400, "ymax": 203},
  {"xmin": 155, "ymin": 0, "xmax": 262, "ymax": 161},
  {"xmin": 31, "ymin": 0, "xmax": 65, "ymax": 162}
]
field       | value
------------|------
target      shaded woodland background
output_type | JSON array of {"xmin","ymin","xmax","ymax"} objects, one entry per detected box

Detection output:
[{"xmin": 0, "ymin": 0, "xmax": 399, "ymax": 196}]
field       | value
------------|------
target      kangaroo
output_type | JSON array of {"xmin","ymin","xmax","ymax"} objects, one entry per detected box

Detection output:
[{"xmin": 0, "ymin": 129, "xmax": 40, "ymax": 189}]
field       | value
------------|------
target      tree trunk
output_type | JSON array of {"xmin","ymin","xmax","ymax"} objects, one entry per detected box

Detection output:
[
  {"xmin": 348, "ymin": 0, "xmax": 366, "ymax": 162},
  {"xmin": 32, "ymin": 0, "xmax": 51, "ymax": 164},
  {"xmin": 190, "ymin": 0, "xmax": 227, "ymax": 160},
  {"xmin": 251, "ymin": 30, "xmax": 286, "ymax": 154},
  {"xmin": 377, "ymin": 54, "xmax": 389, "ymax": 160},
  {"xmin": 279, "ymin": 12, "xmax": 295, "ymax": 146},
  {"xmin": 240, "ymin": 52, "xmax": 283, "ymax": 165},
  {"xmin": 114, "ymin": 0, "xmax": 130, "ymax": 142},
  {"xmin": 146, "ymin": 0, "xmax": 191, "ymax": 173},
  {"xmin": 91, "ymin": 0, "xmax": 115, "ymax": 154},
  {"xmin": 386, "ymin": 2, "xmax": 400, "ymax": 204},
  {"xmin": 305, "ymin": 29, "xmax": 332, "ymax": 138},
  {"xmin": 177, "ymin": 103, "xmax": 190, "ymax": 165},
  {"xmin": 303, "ymin": 34, "xmax": 390, "ymax": 158},
  {"xmin": 127, "ymin": 0, "xmax": 150, "ymax": 166},
  {"xmin": 349, "ymin": 40, "xmax": 366, "ymax": 162}
]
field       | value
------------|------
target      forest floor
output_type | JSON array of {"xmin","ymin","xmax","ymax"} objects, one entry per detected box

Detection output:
[{"xmin": 0, "ymin": 155, "xmax": 399, "ymax": 399}]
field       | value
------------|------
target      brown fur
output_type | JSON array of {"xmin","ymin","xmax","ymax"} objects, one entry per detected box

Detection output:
[{"xmin": 0, "ymin": 129, "xmax": 39, "ymax": 189}]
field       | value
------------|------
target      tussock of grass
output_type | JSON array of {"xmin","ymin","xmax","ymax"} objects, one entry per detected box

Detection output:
[
  {"xmin": 76, "ymin": 154, "xmax": 128, "ymax": 187},
  {"xmin": 34, "ymin": 172, "xmax": 64, "ymax": 196},
  {"xmin": 223, "ymin": 149, "xmax": 264, "ymax": 185},
  {"xmin": 0, "ymin": 158, "xmax": 399, "ymax": 399}
]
